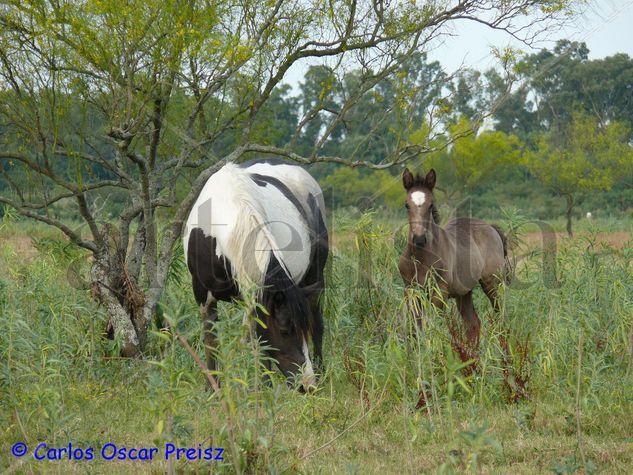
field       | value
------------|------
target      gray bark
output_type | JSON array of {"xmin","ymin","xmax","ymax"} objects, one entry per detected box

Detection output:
[{"xmin": 91, "ymin": 257, "xmax": 140, "ymax": 357}]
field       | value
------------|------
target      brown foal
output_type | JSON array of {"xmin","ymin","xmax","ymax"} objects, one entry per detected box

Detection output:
[{"xmin": 398, "ymin": 168, "xmax": 511, "ymax": 367}]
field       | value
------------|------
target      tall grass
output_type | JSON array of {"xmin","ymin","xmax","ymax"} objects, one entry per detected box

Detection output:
[{"xmin": 1, "ymin": 214, "xmax": 632, "ymax": 473}]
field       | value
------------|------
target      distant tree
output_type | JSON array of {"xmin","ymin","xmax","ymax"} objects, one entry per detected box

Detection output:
[
  {"xmin": 425, "ymin": 117, "xmax": 523, "ymax": 202},
  {"xmin": 524, "ymin": 112, "xmax": 633, "ymax": 236},
  {"xmin": 338, "ymin": 53, "xmax": 447, "ymax": 163},
  {"xmin": 573, "ymin": 53, "xmax": 633, "ymax": 133},
  {"xmin": 251, "ymin": 84, "xmax": 299, "ymax": 147},
  {"xmin": 296, "ymin": 52, "xmax": 448, "ymax": 170},
  {"xmin": 448, "ymin": 69, "xmax": 488, "ymax": 123},
  {"xmin": 320, "ymin": 167, "xmax": 401, "ymax": 209},
  {"xmin": 488, "ymin": 40, "xmax": 633, "ymax": 139},
  {"xmin": 295, "ymin": 65, "xmax": 344, "ymax": 159},
  {"xmin": 485, "ymin": 68, "xmax": 538, "ymax": 138},
  {"xmin": 524, "ymin": 40, "xmax": 590, "ymax": 129}
]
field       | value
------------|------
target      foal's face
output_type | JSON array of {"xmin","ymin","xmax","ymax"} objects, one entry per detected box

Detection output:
[{"xmin": 402, "ymin": 168, "xmax": 436, "ymax": 249}]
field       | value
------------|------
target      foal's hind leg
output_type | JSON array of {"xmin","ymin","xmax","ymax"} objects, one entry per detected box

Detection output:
[
  {"xmin": 480, "ymin": 276, "xmax": 527, "ymax": 401},
  {"xmin": 480, "ymin": 276, "xmax": 510, "ymax": 361},
  {"xmin": 480, "ymin": 276, "xmax": 502, "ymax": 313},
  {"xmin": 480, "ymin": 276, "xmax": 507, "ymax": 354}
]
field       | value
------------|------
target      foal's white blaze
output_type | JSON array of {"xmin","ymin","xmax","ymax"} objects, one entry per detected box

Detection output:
[
  {"xmin": 301, "ymin": 337, "xmax": 316, "ymax": 391},
  {"xmin": 410, "ymin": 191, "xmax": 427, "ymax": 206}
]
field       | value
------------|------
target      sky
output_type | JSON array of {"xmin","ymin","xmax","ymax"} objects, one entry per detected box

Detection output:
[
  {"xmin": 426, "ymin": 0, "xmax": 633, "ymax": 72},
  {"xmin": 284, "ymin": 0, "xmax": 633, "ymax": 88}
]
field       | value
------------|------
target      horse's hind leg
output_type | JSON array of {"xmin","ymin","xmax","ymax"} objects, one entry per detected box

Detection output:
[
  {"xmin": 456, "ymin": 291, "xmax": 481, "ymax": 369},
  {"xmin": 191, "ymin": 271, "xmax": 220, "ymax": 374}
]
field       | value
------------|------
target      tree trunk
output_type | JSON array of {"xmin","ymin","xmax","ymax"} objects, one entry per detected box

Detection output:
[
  {"xmin": 89, "ymin": 217, "xmax": 161, "ymax": 357},
  {"xmin": 88, "ymin": 215, "xmax": 166, "ymax": 357},
  {"xmin": 91, "ymin": 257, "xmax": 141, "ymax": 356},
  {"xmin": 565, "ymin": 194, "xmax": 574, "ymax": 237}
]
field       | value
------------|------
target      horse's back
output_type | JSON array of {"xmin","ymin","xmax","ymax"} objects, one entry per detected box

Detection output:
[
  {"xmin": 184, "ymin": 161, "xmax": 323, "ymax": 287},
  {"xmin": 241, "ymin": 159, "xmax": 328, "ymax": 286},
  {"xmin": 445, "ymin": 218, "xmax": 502, "ymax": 244},
  {"xmin": 444, "ymin": 218, "xmax": 506, "ymax": 286},
  {"xmin": 240, "ymin": 158, "xmax": 325, "ymax": 215}
]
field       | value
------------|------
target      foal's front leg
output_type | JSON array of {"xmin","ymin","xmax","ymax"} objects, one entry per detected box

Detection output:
[
  {"xmin": 404, "ymin": 286, "xmax": 423, "ymax": 327},
  {"xmin": 456, "ymin": 291, "xmax": 481, "ymax": 372},
  {"xmin": 404, "ymin": 283, "xmax": 446, "ymax": 330}
]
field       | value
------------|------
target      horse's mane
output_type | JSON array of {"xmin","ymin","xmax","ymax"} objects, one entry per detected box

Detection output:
[
  {"xmin": 262, "ymin": 254, "xmax": 310, "ymax": 333},
  {"xmin": 221, "ymin": 170, "xmax": 275, "ymax": 286},
  {"xmin": 219, "ymin": 163, "xmax": 309, "ymax": 328}
]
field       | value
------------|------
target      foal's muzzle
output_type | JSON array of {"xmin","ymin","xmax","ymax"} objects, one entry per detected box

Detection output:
[{"xmin": 412, "ymin": 235, "xmax": 427, "ymax": 248}]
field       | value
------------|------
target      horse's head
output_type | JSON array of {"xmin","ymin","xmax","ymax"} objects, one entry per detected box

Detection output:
[
  {"xmin": 257, "ymin": 283, "xmax": 316, "ymax": 393},
  {"xmin": 402, "ymin": 168, "xmax": 437, "ymax": 249}
]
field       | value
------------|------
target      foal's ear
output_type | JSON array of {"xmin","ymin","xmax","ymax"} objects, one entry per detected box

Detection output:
[
  {"xmin": 403, "ymin": 168, "xmax": 414, "ymax": 190},
  {"xmin": 425, "ymin": 169, "xmax": 436, "ymax": 190}
]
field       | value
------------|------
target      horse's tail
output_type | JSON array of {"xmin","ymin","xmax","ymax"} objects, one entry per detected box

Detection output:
[{"xmin": 491, "ymin": 224, "xmax": 512, "ymax": 284}]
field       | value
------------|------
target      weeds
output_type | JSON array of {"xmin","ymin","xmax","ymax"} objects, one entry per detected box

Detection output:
[{"xmin": 1, "ymin": 215, "xmax": 633, "ymax": 472}]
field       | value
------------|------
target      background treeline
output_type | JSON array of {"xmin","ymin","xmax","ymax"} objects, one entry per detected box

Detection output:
[
  {"xmin": 2, "ymin": 40, "xmax": 632, "ymax": 227},
  {"xmin": 308, "ymin": 40, "xmax": 633, "ymax": 228}
]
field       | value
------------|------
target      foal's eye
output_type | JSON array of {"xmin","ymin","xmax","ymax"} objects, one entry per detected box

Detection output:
[{"xmin": 404, "ymin": 203, "xmax": 410, "ymax": 210}]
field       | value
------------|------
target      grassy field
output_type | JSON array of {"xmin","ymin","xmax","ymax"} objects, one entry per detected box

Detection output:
[{"xmin": 1, "ymin": 211, "xmax": 632, "ymax": 474}]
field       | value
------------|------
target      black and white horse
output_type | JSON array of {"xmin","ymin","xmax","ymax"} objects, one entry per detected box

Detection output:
[{"xmin": 183, "ymin": 159, "xmax": 328, "ymax": 391}]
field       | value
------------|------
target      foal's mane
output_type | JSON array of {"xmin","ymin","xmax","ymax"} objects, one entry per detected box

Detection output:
[{"xmin": 430, "ymin": 204, "xmax": 440, "ymax": 224}]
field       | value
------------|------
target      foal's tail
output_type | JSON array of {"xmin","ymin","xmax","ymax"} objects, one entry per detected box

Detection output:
[{"xmin": 491, "ymin": 224, "xmax": 513, "ymax": 284}]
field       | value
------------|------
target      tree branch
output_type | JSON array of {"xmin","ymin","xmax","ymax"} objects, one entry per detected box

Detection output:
[{"xmin": 0, "ymin": 196, "xmax": 97, "ymax": 252}]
